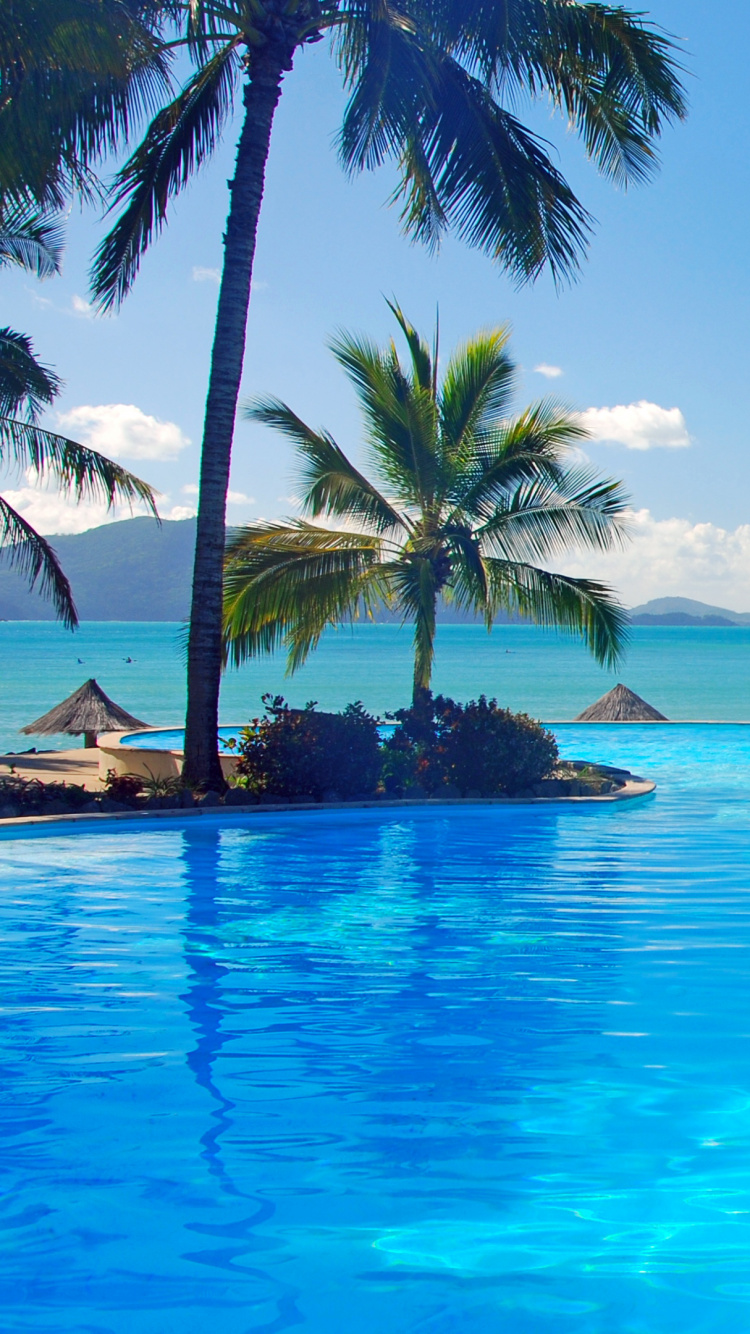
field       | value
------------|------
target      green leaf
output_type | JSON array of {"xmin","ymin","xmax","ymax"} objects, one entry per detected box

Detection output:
[{"xmin": 0, "ymin": 494, "xmax": 77, "ymax": 628}]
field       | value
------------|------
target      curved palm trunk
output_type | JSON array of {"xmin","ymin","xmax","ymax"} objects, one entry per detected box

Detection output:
[
  {"xmin": 413, "ymin": 592, "xmax": 438, "ymax": 701},
  {"xmin": 183, "ymin": 50, "xmax": 293, "ymax": 790}
]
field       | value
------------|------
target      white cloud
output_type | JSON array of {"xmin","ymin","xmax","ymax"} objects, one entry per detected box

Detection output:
[
  {"xmin": 164, "ymin": 504, "xmax": 196, "ymax": 521},
  {"xmin": 181, "ymin": 483, "xmax": 254, "ymax": 506},
  {"xmin": 534, "ymin": 363, "xmax": 563, "ymax": 379},
  {"xmin": 192, "ymin": 266, "xmax": 220, "ymax": 284},
  {"xmin": 579, "ymin": 400, "xmax": 690, "ymax": 451},
  {"xmin": 71, "ymin": 294, "xmax": 95, "ymax": 319},
  {"xmin": 0, "ymin": 486, "xmax": 120, "ymax": 535},
  {"xmin": 0, "ymin": 473, "xmax": 196, "ymax": 535},
  {"xmin": 57, "ymin": 404, "xmax": 191, "ymax": 462},
  {"xmin": 558, "ymin": 509, "xmax": 750, "ymax": 610}
]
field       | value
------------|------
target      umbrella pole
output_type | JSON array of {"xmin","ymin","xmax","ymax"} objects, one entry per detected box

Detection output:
[{"xmin": 84, "ymin": 731, "xmax": 97, "ymax": 750}]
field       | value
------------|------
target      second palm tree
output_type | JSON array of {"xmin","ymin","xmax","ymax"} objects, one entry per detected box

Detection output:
[{"xmin": 223, "ymin": 305, "xmax": 630, "ymax": 695}]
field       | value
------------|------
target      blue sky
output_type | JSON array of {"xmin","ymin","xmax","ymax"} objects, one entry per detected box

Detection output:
[{"xmin": 4, "ymin": 0, "xmax": 750, "ymax": 607}]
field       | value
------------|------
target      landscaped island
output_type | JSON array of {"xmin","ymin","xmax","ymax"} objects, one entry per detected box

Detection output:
[{"xmin": 0, "ymin": 692, "xmax": 653, "ymax": 819}]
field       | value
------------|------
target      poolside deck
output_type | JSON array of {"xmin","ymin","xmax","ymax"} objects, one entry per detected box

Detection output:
[{"xmin": 0, "ymin": 749, "xmax": 101, "ymax": 790}]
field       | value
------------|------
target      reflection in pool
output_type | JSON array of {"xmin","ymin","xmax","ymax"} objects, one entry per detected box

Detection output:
[{"xmin": 2, "ymin": 726, "xmax": 750, "ymax": 1330}]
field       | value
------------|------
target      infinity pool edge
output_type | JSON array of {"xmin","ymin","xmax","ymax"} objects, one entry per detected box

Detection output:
[{"xmin": 0, "ymin": 777, "xmax": 656, "ymax": 833}]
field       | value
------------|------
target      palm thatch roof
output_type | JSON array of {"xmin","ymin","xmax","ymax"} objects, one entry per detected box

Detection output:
[
  {"xmin": 21, "ymin": 679, "xmax": 150, "ymax": 737},
  {"xmin": 574, "ymin": 683, "xmax": 668, "ymax": 722}
]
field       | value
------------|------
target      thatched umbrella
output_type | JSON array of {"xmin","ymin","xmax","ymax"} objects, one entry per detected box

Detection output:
[
  {"xmin": 574, "ymin": 683, "xmax": 668, "ymax": 722},
  {"xmin": 21, "ymin": 679, "xmax": 150, "ymax": 749}
]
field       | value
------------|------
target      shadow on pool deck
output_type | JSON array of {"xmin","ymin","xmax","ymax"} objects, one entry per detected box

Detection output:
[{"xmin": 0, "ymin": 749, "xmax": 101, "ymax": 790}]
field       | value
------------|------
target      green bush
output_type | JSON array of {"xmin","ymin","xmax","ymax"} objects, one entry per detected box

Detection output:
[
  {"xmin": 382, "ymin": 690, "xmax": 558, "ymax": 796},
  {"xmin": 235, "ymin": 695, "xmax": 381, "ymax": 800},
  {"xmin": 0, "ymin": 775, "xmax": 90, "ymax": 814}
]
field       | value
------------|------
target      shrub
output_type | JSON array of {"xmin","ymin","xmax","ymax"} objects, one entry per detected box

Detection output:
[
  {"xmin": 437, "ymin": 695, "xmax": 558, "ymax": 795},
  {"xmin": 382, "ymin": 690, "xmax": 558, "ymax": 796},
  {"xmin": 0, "ymin": 775, "xmax": 89, "ymax": 814},
  {"xmin": 101, "ymin": 769, "xmax": 144, "ymax": 802},
  {"xmin": 235, "ymin": 695, "xmax": 381, "ymax": 800}
]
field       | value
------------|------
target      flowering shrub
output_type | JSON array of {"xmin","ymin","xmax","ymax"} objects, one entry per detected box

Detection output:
[
  {"xmin": 382, "ymin": 690, "xmax": 558, "ymax": 796},
  {"xmin": 235, "ymin": 695, "xmax": 381, "ymax": 800},
  {"xmin": 101, "ymin": 769, "xmax": 144, "ymax": 802}
]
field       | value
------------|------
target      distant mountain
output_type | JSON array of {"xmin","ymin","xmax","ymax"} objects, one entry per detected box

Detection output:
[
  {"xmin": 0, "ymin": 517, "xmax": 197, "ymax": 621},
  {"xmin": 0, "ymin": 516, "xmax": 525, "ymax": 623},
  {"xmin": 629, "ymin": 596, "xmax": 750, "ymax": 627},
  {"xmin": 4, "ymin": 520, "xmax": 748, "ymax": 627}
]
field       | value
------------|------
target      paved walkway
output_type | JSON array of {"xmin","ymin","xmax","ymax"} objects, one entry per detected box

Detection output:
[{"xmin": 0, "ymin": 749, "xmax": 101, "ymax": 790}]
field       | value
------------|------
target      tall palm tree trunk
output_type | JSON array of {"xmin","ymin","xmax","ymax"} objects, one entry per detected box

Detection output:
[{"xmin": 183, "ymin": 49, "xmax": 293, "ymax": 790}]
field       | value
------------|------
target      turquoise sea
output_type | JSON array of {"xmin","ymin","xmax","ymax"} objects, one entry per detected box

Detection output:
[{"xmin": 2, "ymin": 620, "xmax": 750, "ymax": 754}]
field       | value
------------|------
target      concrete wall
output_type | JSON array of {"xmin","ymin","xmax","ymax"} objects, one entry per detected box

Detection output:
[{"xmin": 97, "ymin": 732, "xmax": 239, "ymax": 783}]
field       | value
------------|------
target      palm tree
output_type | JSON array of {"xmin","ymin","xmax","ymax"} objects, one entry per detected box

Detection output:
[
  {"xmin": 88, "ymin": 0, "xmax": 685, "ymax": 788},
  {"xmin": 223, "ymin": 305, "xmax": 630, "ymax": 694},
  {"xmin": 0, "ymin": 206, "xmax": 158, "ymax": 625}
]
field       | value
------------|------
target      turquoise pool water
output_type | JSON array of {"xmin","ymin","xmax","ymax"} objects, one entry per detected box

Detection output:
[
  {"xmin": 124, "ymin": 725, "xmax": 244, "ymax": 751},
  {"xmin": 3, "ymin": 726, "xmax": 750, "ymax": 1331}
]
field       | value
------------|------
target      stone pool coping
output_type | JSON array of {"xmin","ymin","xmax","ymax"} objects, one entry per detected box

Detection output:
[{"xmin": 0, "ymin": 776, "xmax": 655, "ymax": 830}]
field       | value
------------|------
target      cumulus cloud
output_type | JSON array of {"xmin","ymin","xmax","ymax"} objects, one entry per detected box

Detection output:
[
  {"xmin": 558, "ymin": 509, "xmax": 750, "ymax": 610},
  {"xmin": 579, "ymin": 400, "xmax": 690, "ymax": 451},
  {"xmin": 71, "ymin": 294, "xmax": 95, "ymax": 318},
  {"xmin": 534, "ymin": 363, "xmax": 563, "ymax": 378},
  {"xmin": 164, "ymin": 504, "xmax": 196, "ymax": 521},
  {"xmin": 57, "ymin": 404, "xmax": 190, "ymax": 462},
  {"xmin": 181, "ymin": 483, "xmax": 254, "ymax": 506},
  {"xmin": 0, "ymin": 473, "xmax": 195, "ymax": 534},
  {"xmin": 192, "ymin": 266, "xmax": 221, "ymax": 284}
]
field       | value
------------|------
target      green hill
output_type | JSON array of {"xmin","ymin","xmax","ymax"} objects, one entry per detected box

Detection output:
[
  {"xmin": 0, "ymin": 516, "xmax": 524, "ymax": 623},
  {"xmin": 630, "ymin": 596, "xmax": 750, "ymax": 626},
  {"xmin": 8, "ymin": 520, "xmax": 744, "ymax": 628},
  {"xmin": 0, "ymin": 517, "xmax": 197, "ymax": 621}
]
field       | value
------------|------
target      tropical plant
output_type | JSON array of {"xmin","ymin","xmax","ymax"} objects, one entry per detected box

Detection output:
[
  {"xmin": 235, "ymin": 695, "xmax": 381, "ymax": 799},
  {"xmin": 223, "ymin": 305, "xmax": 631, "ymax": 692},
  {"xmin": 381, "ymin": 690, "xmax": 559, "ymax": 796},
  {"xmin": 0, "ymin": 0, "xmax": 170, "ymax": 211},
  {"xmin": 86, "ymin": 0, "xmax": 685, "ymax": 787},
  {"xmin": 0, "ymin": 206, "xmax": 158, "ymax": 625}
]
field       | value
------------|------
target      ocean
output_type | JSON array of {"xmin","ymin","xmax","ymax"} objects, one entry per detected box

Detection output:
[{"xmin": 1, "ymin": 620, "xmax": 750, "ymax": 757}]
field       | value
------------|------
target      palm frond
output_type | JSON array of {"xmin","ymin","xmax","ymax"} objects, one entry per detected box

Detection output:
[
  {"xmin": 484, "ymin": 557, "xmax": 628, "ymax": 668},
  {"xmin": 330, "ymin": 330, "xmax": 439, "ymax": 509},
  {"xmin": 524, "ymin": 1, "xmax": 687, "ymax": 186},
  {"xmin": 244, "ymin": 397, "xmax": 404, "ymax": 534},
  {"xmin": 223, "ymin": 522, "xmax": 387, "ymax": 671},
  {"xmin": 439, "ymin": 325, "xmax": 515, "ymax": 459},
  {"xmin": 0, "ymin": 330, "xmax": 61, "ymax": 421},
  {"xmin": 385, "ymin": 298, "xmax": 433, "ymax": 392},
  {"xmin": 91, "ymin": 40, "xmax": 240, "ymax": 309},
  {"xmin": 0, "ymin": 494, "xmax": 77, "ymax": 627},
  {"xmin": 336, "ymin": 1, "xmax": 436, "ymax": 172},
  {"xmin": 478, "ymin": 469, "xmax": 631, "ymax": 562},
  {"xmin": 443, "ymin": 524, "xmax": 490, "ymax": 624},
  {"xmin": 0, "ymin": 0, "xmax": 172, "ymax": 210},
  {"xmin": 0, "ymin": 419, "xmax": 159, "ymax": 515},
  {"xmin": 0, "ymin": 206, "xmax": 64, "ymax": 277},
  {"xmin": 392, "ymin": 55, "xmax": 592, "ymax": 284},
  {"xmin": 447, "ymin": 401, "xmax": 587, "ymax": 521}
]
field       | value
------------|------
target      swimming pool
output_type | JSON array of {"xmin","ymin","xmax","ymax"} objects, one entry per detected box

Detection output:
[
  {"xmin": 2, "ymin": 725, "xmax": 750, "ymax": 1331},
  {"xmin": 124, "ymin": 725, "xmax": 243, "ymax": 751}
]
